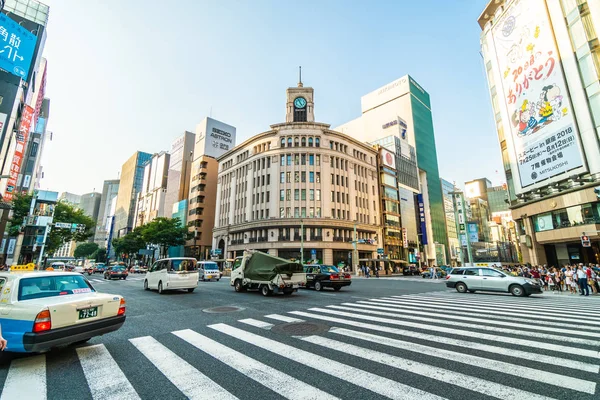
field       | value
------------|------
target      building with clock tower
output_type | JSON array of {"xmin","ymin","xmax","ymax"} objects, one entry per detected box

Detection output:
[{"xmin": 212, "ymin": 80, "xmax": 381, "ymax": 269}]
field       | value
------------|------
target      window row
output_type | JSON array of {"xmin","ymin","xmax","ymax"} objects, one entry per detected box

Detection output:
[
  {"xmin": 329, "ymin": 140, "xmax": 348, "ymax": 153},
  {"xmin": 280, "ymin": 171, "xmax": 321, "ymax": 184},
  {"xmin": 356, "ymin": 197, "xmax": 377, "ymax": 210},
  {"xmin": 280, "ymin": 136, "xmax": 321, "ymax": 148},
  {"xmin": 331, "ymin": 191, "xmax": 350, "ymax": 204},
  {"xmin": 252, "ymin": 209, "xmax": 270, "ymax": 220},
  {"xmin": 330, "ymin": 157, "xmax": 348, "ymax": 171},
  {"xmin": 280, "ymin": 189, "xmax": 322, "ymax": 201},
  {"xmin": 253, "ymin": 142, "xmax": 271, "ymax": 154},
  {"xmin": 279, "ymin": 207, "xmax": 323, "ymax": 218},
  {"xmin": 331, "ymin": 173, "xmax": 349, "ymax": 187},
  {"xmin": 280, "ymin": 153, "xmax": 321, "ymax": 167},
  {"xmin": 252, "ymin": 174, "xmax": 271, "ymax": 188},
  {"xmin": 253, "ymin": 157, "xmax": 271, "ymax": 171},
  {"xmin": 355, "ymin": 180, "xmax": 375, "ymax": 195},
  {"xmin": 252, "ymin": 191, "xmax": 270, "ymax": 205}
]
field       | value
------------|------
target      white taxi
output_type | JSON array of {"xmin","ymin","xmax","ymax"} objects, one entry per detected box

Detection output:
[{"xmin": 0, "ymin": 271, "xmax": 126, "ymax": 353}]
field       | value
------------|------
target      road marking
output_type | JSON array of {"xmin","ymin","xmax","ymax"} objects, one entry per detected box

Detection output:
[
  {"xmin": 329, "ymin": 327, "xmax": 596, "ymax": 394},
  {"xmin": 301, "ymin": 308, "xmax": 598, "ymax": 358},
  {"xmin": 287, "ymin": 311, "xmax": 598, "ymax": 372},
  {"xmin": 342, "ymin": 302, "xmax": 600, "ymax": 338},
  {"xmin": 264, "ymin": 314, "xmax": 305, "ymax": 323},
  {"xmin": 326, "ymin": 305, "xmax": 600, "ymax": 346},
  {"xmin": 301, "ymin": 334, "xmax": 557, "ymax": 400},
  {"xmin": 130, "ymin": 336, "xmax": 236, "ymax": 400},
  {"xmin": 319, "ymin": 293, "xmax": 336, "ymax": 297},
  {"xmin": 173, "ymin": 329, "xmax": 339, "ymax": 400},
  {"xmin": 208, "ymin": 323, "xmax": 446, "ymax": 400},
  {"xmin": 369, "ymin": 298, "xmax": 600, "ymax": 327},
  {"xmin": 77, "ymin": 344, "xmax": 140, "ymax": 400},
  {"xmin": 238, "ymin": 318, "xmax": 274, "ymax": 329},
  {"xmin": 0, "ymin": 354, "xmax": 46, "ymax": 400}
]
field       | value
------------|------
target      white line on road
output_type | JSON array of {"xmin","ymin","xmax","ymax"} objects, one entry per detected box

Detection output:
[
  {"xmin": 264, "ymin": 314, "xmax": 305, "ymax": 323},
  {"xmin": 77, "ymin": 344, "xmax": 140, "ymax": 400},
  {"xmin": 173, "ymin": 329, "xmax": 339, "ymax": 400},
  {"xmin": 302, "ymin": 308, "xmax": 599, "ymax": 358},
  {"xmin": 0, "ymin": 354, "xmax": 46, "ymax": 400},
  {"xmin": 287, "ymin": 311, "xmax": 599, "ymax": 372},
  {"xmin": 301, "ymin": 335, "xmax": 558, "ymax": 400},
  {"xmin": 329, "ymin": 327, "xmax": 596, "ymax": 394},
  {"xmin": 238, "ymin": 318, "xmax": 274, "ymax": 329},
  {"xmin": 129, "ymin": 336, "xmax": 237, "ymax": 400},
  {"xmin": 326, "ymin": 304, "xmax": 600, "ymax": 346},
  {"xmin": 208, "ymin": 323, "xmax": 447, "ymax": 400}
]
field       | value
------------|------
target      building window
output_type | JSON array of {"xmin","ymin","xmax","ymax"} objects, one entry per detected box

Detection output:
[
  {"xmin": 287, "ymin": 137, "xmax": 293, "ymax": 147},
  {"xmin": 281, "ymin": 138, "xmax": 285, "ymax": 147},
  {"xmin": 316, "ymin": 172, "xmax": 320, "ymax": 183},
  {"xmin": 309, "ymin": 189, "xmax": 314, "ymax": 200},
  {"xmin": 316, "ymin": 189, "xmax": 320, "ymax": 201},
  {"xmin": 295, "ymin": 189, "xmax": 299, "ymax": 201},
  {"xmin": 294, "ymin": 154, "xmax": 300, "ymax": 165},
  {"xmin": 294, "ymin": 207, "xmax": 300, "ymax": 218},
  {"xmin": 286, "ymin": 172, "xmax": 291, "ymax": 183},
  {"xmin": 316, "ymin": 155, "xmax": 320, "ymax": 166},
  {"xmin": 295, "ymin": 137, "xmax": 299, "ymax": 147},
  {"xmin": 295, "ymin": 172, "xmax": 300, "ymax": 182},
  {"xmin": 287, "ymin": 154, "xmax": 292, "ymax": 166},
  {"xmin": 301, "ymin": 172, "xmax": 306, "ymax": 182},
  {"xmin": 280, "ymin": 207, "xmax": 285, "ymax": 218},
  {"xmin": 301, "ymin": 189, "xmax": 306, "ymax": 200},
  {"xmin": 286, "ymin": 189, "xmax": 291, "ymax": 201},
  {"xmin": 280, "ymin": 172, "xmax": 285, "ymax": 183},
  {"xmin": 309, "ymin": 207, "xmax": 314, "ymax": 218},
  {"xmin": 280, "ymin": 190, "xmax": 285, "ymax": 201},
  {"xmin": 301, "ymin": 154, "xmax": 306, "ymax": 165},
  {"xmin": 316, "ymin": 207, "xmax": 321, "ymax": 217},
  {"xmin": 309, "ymin": 172, "xmax": 314, "ymax": 183},
  {"xmin": 308, "ymin": 138, "xmax": 313, "ymax": 147},
  {"xmin": 301, "ymin": 208, "xmax": 306, "ymax": 218},
  {"xmin": 280, "ymin": 155, "xmax": 285, "ymax": 166},
  {"xmin": 301, "ymin": 137, "xmax": 306, "ymax": 146},
  {"xmin": 309, "ymin": 154, "xmax": 314, "ymax": 166},
  {"xmin": 315, "ymin": 138, "xmax": 320, "ymax": 147},
  {"xmin": 286, "ymin": 207, "xmax": 291, "ymax": 218}
]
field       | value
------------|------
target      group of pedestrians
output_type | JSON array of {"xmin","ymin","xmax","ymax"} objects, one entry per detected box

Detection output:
[{"xmin": 501, "ymin": 264, "xmax": 599, "ymax": 296}]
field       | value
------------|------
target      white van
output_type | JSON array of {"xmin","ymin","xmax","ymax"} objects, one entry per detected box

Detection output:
[
  {"xmin": 144, "ymin": 257, "xmax": 199, "ymax": 294},
  {"xmin": 198, "ymin": 261, "xmax": 221, "ymax": 281}
]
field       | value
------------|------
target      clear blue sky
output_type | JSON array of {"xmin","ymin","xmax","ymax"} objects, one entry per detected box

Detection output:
[{"xmin": 39, "ymin": 0, "xmax": 502, "ymax": 194}]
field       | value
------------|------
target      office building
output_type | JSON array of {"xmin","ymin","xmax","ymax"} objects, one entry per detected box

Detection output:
[
  {"xmin": 487, "ymin": 185, "xmax": 509, "ymax": 213},
  {"xmin": 479, "ymin": 0, "xmax": 600, "ymax": 266},
  {"xmin": 212, "ymin": 81, "xmax": 381, "ymax": 268},
  {"xmin": 114, "ymin": 151, "xmax": 152, "ymax": 237},
  {"xmin": 80, "ymin": 192, "xmax": 101, "ymax": 222},
  {"xmin": 134, "ymin": 151, "xmax": 170, "ymax": 227},
  {"xmin": 336, "ymin": 75, "xmax": 446, "ymax": 265},
  {"xmin": 164, "ymin": 131, "xmax": 195, "ymax": 221},
  {"xmin": 59, "ymin": 192, "xmax": 81, "ymax": 207},
  {"xmin": 94, "ymin": 179, "xmax": 120, "ymax": 248},
  {"xmin": 185, "ymin": 117, "xmax": 236, "ymax": 259},
  {"xmin": 441, "ymin": 179, "xmax": 460, "ymax": 263}
]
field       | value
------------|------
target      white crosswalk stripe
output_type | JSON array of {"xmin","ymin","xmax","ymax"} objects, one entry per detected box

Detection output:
[{"xmin": 1, "ymin": 292, "xmax": 599, "ymax": 399}]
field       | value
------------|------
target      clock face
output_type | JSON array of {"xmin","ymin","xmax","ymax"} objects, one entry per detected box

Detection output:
[{"xmin": 294, "ymin": 97, "xmax": 307, "ymax": 109}]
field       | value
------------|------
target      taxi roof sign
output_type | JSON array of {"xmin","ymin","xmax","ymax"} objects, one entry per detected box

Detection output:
[{"xmin": 10, "ymin": 263, "xmax": 36, "ymax": 272}]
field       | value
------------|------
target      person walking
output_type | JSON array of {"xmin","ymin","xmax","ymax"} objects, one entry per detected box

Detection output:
[
  {"xmin": 540, "ymin": 267, "xmax": 548, "ymax": 291},
  {"xmin": 565, "ymin": 266, "xmax": 575, "ymax": 294},
  {"xmin": 577, "ymin": 266, "xmax": 589, "ymax": 296}
]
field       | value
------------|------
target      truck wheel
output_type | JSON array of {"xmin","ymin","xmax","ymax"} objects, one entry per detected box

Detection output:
[
  {"xmin": 234, "ymin": 279, "xmax": 245, "ymax": 292},
  {"xmin": 261, "ymin": 285, "xmax": 272, "ymax": 297},
  {"xmin": 314, "ymin": 281, "xmax": 323, "ymax": 291}
]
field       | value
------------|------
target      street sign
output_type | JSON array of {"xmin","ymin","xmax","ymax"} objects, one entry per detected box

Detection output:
[
  {"xmin": 54, "ymin": 222, "xmax": 71, "ymax": 229},
  {"xmin": 581, "ymin": 235, "xmax": 591, "ymax": 247},
  {"xmin": 213, "ymin": 248, "xmax": 222, "ymax": 255},
  {"xmin": 377, "ymin": 248, "xmax": 384, "ymax": 254}
]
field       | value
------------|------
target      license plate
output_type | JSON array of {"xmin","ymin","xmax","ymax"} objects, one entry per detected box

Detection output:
[
  {"xmin": 206, "ymin": 275, "xmax": 213, "ymax": 279},
  {"xmin": 79, "ymin": 307, "xmax": 98, "ymax": 319}
]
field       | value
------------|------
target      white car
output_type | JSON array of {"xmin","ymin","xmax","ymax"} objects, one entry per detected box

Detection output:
[
  {"xmin": 144, "ymin": 257, "xmax": 199, "ymax": 294},
  {"xmin": 74, "ymin": 266, "xmax": 85, "ymax": 274},
  {"xmin": 198, "ymin": 261, "xmax": 220, "ymax": 281},
  {"xmin": 0, "ymin": 271, "xmax": 126, "ymax": 353}
]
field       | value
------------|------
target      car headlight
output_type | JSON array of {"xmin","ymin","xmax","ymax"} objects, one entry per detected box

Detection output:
[{"xmin": 524, "ymin": 279, "xmax": 536, "ymax": 285}]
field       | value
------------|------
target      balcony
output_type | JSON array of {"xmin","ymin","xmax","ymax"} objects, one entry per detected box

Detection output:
[
  {"xmin": 333, "ymin": 237, "xmax": 344, "ymax": 242},
  {"xmin": 248, "ymin": 237, "xmax": 257, "ymax": 243},
  {"xmin": 257, "ymin": 237, "xmax": 268, "ymax": 243},
  {"xmin": 278, "ymin": 236, "xmax": 290, "ymax": 241},
  {"xmin": 312, "ymin": 235, "xmax": 323, "ymax": 241}
]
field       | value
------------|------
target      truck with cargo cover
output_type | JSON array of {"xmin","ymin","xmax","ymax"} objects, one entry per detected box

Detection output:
[{"xmin": 230, "ymin": 251, "xmax": 306, "ymax": 296}]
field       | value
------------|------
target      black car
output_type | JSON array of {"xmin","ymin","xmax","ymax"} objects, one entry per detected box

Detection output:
[
  {"xmin": 303, "ymin": 264, "xmax": 352, "ymax": 291},
  {"xmin": 104, "ymin": 266, "xmax": 129, "ymax": 280}
]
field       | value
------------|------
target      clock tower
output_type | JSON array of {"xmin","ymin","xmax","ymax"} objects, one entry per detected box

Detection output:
[{"xmin": 286, "ymin": 69, "xmax": 314, "ymax": 123}]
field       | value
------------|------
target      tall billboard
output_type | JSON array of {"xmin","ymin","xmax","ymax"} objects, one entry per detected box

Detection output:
[
  {"xmin": 0, "ymin": 13, "xmax": 37, "ymax": 79},
  {"xmin": 4, "ymin": 104, "xmax": 33, "ymax": 200},
  {"xmin": 490, "ymin": 0, "xmax": 585, "ymax": 192},
  {"xmin": 380, "ymin": 148, "xmax": 396, "ymax": 169},
  {"xmin": 195, "ymin": 117, "xmax": 236, "ymax": 159}
]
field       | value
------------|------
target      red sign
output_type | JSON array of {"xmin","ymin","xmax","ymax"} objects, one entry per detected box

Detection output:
[{"xmin": 4, "ymin": 105, "xmax": 34, "ymax": 201}]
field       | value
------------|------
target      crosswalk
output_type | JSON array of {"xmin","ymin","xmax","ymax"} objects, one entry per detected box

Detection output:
[
  {"xmin": 87, "ymin": 276, "xmax": 146, "ymax": 285},
  {"xmin": 1, "ymin": 291, "xmax": 599, "ymax": 399}
]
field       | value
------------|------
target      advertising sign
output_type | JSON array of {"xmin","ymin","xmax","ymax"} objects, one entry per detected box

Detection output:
[
  {"xmin": 4, "ymin": 105, "xmax": 34, "ymax": 200},
  {"xmin": 380, "ymin": 148, "xmax": 396, "ymax": 170},
  {"xmin": 468, "ymin": 223, "xmax": 479, "ymax": 243},
  {"xmin": 464, "ymin": 182, "xmax": 481, "ymax": 199},
  {"xmin": 196, "ymin": 117, "xmax": 236, "ymax": 159},
  {"xmin": 0, "ymin": 13, "xmax": 37, "ymax": 79},
  {"xmin": 6, "ymin": 238, "xmax": 15, "ymax": 255},
  {"xmin": 22, "ymin": 174, "xmax": 31, "ymax": 189},
  {"xmin": 491, "ymin": 0, "xmax": 584, "ymax": 191},
  {"xmin": 402, "ymin": 227, "xmax": 408, "ymax": 247},
  {"xmin": 417, "ymin": 194, "xmax": 428, "ymax": 245}
]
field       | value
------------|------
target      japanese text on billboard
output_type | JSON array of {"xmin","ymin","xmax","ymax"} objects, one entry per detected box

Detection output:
[
  {"xmin": 417, "ymin": 194, "xmax": 428, "ymax": 245},
  {"xmin": 4, "ymin": 105, "xmax": 34, "ymax": 200},
  {"xmin": 0, "ymin": 13, "xmax": 37, "ymax": 79}
]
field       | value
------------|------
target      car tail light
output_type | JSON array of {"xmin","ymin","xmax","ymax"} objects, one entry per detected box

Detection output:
[
  {"xmin": 445, "ymin": 275, "xmax": 451, "ymax": 280},
  {"xmin": 117, "ymin": 298, "xmax": 126, "ymax": 316},
  {"xmin": 344, "ymin": 274, "xmax": 351, "ymax": 279},
  {"xmin": 330, "ymin": 274, "xmax": 339, "ymax": 280},
  {"xmin": 33, "ymin": 309, "xmax": 51, "ymax": 332}
]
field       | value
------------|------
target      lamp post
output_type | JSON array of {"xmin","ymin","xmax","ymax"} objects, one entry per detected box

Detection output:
[{"xmin": 300, "ymin": 219, "xmax": 304, "ymax": 265}]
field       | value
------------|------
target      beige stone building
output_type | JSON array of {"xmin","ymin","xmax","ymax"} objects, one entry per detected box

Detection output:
[{"xmin": 213, "ymin": 82, "xmax": 381, "ymax": 268}]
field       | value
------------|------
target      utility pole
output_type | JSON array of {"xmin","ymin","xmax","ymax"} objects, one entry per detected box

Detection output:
[
  {"xmin": 300, "ymin": 219, "xmax": 304, "ymax": 265},
  {"xmin": 353, "ymin": 221, "xmax": 358, "ymax": 275}
]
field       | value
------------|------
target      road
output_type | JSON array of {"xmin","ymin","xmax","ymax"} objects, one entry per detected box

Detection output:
[{"xmin": 0, "ymin": 273, "xmax": 599, "ymax": 400}]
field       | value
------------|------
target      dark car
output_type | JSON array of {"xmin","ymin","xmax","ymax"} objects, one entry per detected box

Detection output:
[
  {"xmin": 94, "ymin": 263, "xmax": 107, "ymax": 273},
  {"xmin": 104, "ymin": 266, "xmax": 129, "ymax": 280},
  {"xmin": 402, "ymin": 265, "xmax": 420, "ymax": 276},
  {"xmin": 303, "ymin": 264, "xmax": 351, "ymax": 291}
]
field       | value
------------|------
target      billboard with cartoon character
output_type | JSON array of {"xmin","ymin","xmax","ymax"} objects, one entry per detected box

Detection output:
[{"xmin": 491, "ymin": 0, "xmax": 585, "ymax": 189}]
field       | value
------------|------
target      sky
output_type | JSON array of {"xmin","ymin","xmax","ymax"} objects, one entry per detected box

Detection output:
[{"xmin": 38, "ymin": 0, "xmax": 503, "ymax": 195}]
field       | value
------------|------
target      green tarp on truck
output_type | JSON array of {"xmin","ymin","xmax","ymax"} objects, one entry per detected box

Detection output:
[{"xmin": 244, "ymin": 252, "xmax": 304, "ymax": 281}]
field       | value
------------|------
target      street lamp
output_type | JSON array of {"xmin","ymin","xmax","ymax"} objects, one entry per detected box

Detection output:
[{"xmin": 300, "ymin": 219, "xmax": 304, "ymax": 265}]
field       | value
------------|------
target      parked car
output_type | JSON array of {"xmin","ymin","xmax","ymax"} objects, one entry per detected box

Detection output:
[
  {"xmin": 144, "ymin": 258, "xmax": 198, "ymax": 294},
  {"xmin": 198, "ymin": 261, "xmax": 220, "ymax": 281},
  {"xmin": 402, "ymin": 265, "xmax": 420, "ymax": 276},
  {"xmin": 0, "ymin": 271, "xmax": 126, "ymax": 352},
  {"xmin": 303, "ymin": 264, "xmax": 351, "ymax": 291},
  {"xmin": 445, "ymin": 267, "xmax": 542, "ymax": 296},
  {"xmin": 104, "ymin": 266, "xmax": 129, "ymax": 280}
]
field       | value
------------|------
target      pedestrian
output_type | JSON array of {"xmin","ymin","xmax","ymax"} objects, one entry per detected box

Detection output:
[
  {"xmin": 565, "ymin": 266, "xmax": 575, "ymax": 294},
  {"xmin": 365, "ymin": 266, "xmax": 370, "ymax": 278},
  {"xmin": 540, "ymin": 267, "xmax": 548, "ymax": 291},
  {"xmin": 577, "ymin": 266, "xmax": 589, "ymax": 296},
  {"xmin": 375, "ymin": 265, "xmax": 380, "ymax": 278},
  {"xmin": 432, "ymin": 266, "xmax": 439, "ymax": 279}
]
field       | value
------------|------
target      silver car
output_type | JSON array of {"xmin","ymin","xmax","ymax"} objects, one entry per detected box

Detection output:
[{"xmin": 445, "ymin": 267, "xmax": 542, "ymax": 297}]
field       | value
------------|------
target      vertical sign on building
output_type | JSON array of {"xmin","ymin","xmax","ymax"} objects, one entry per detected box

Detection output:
[
  {"xmin": 490, "ymin": 0, "xmax": 585, "ymax": 192},
  {"xmin": 5, "ymin": 105, "xmax": 34, "ymax": 200},
  {"xmin": 402, "ymin": 227, "xmax": 408, "ymax": 248},
  {"xmin": 417, "ymin": 193, "xmax": 428, "ymax": 245}
]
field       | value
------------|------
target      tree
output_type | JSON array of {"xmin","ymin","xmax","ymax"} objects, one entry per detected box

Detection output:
[
  {"xmin": 111, "ymin": 227, "xmax": 146, "ymax": 262},
  {"xmin": 94, "ymin": 248, "xmax": 107, "ymax": 263},
  {"xmin": 45, "ymin": 202, "xmax": 97, "ymax": 255},
  {"xmin": 74, "ymin": 242, "xmax": 99, "ymax": 259},
  {"xmin": 139, "ymin": 217, "xmax": 193, "ymax": 258},
  {"xmin": 7, "ymin": 193, "xmax": 33, "ymax": 236}
]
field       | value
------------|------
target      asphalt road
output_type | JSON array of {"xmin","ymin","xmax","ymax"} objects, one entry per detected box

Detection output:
[{"xmin": 1, "ymin": 273, "xmax": 599, "ymax": 400}]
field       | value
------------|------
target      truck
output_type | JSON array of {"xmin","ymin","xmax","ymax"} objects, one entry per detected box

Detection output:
[{"xmin": 230, "ymin": 251, "xmax": 306, "ymax": 296}]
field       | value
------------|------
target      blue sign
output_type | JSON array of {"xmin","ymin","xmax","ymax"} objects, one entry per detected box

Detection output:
[
  {"xmin": 213, "ymin": 248, "xmax": 222, "ymax": 255},
  {"xmin": 417, "ymin": 194, "xmax": 428, "ymax": 245},
  {"xmin": 310, "ymin": 249, "xmax": 316, "ymax": 255},
  {"xmin": 0, "ymin": 14, "xmax": 37, "ymax": 79},
  {"xmin": 377, "ymin": 248, "xmax": 384, "ymax": 255}
]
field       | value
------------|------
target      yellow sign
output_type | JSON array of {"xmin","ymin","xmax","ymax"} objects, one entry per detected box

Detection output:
[{"xmin": 10, "ymin": 263, "xmax": 36, "ymax": 271}]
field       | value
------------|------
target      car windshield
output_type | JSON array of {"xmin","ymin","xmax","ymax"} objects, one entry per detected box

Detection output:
[
  {"xmin": 172, "ymin": 259, "xmax": 197, "ymax": 272},
  {"xmin": 201, "ymin": 263, "xmax": 218, "ymax": 271},
  {"xmin": 112, "ymin": 267, "xmax": 125, "ymax": 271},
  {"xmin": 321, "ymin": 265, "xmax": 339, "ymax": 273},
  {"xmin": 18, "ymin": 275, "xmax": 95, "ymax": 301}
]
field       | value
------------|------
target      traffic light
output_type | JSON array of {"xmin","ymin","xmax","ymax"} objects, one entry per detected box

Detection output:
[{"xmin": 581, "ymin": 235, "xmax": 591, "ymax": 247}]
